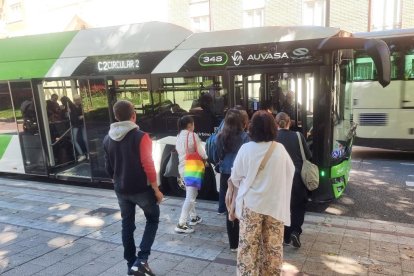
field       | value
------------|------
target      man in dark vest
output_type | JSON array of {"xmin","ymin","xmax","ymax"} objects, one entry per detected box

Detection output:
[{"xmin": 103, "ymin": 100, "xmax": 163, "ymax": 276}]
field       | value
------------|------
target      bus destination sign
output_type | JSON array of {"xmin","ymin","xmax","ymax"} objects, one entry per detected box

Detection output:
[{"xmin": 97, "ymin": 59, "xmax": 140, "ymax": 72}]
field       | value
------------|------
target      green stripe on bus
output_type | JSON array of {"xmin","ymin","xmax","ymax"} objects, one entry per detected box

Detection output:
[
  {"xmin": 0, "ymin": 31, "xmax": 78, "ymax": 80},
  {"xmin": 0, "ymin": 135, "xmax": 12, "ymax": 159}
]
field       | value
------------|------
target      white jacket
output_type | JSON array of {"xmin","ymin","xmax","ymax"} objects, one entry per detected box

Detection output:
[{"xmin": 230, "ymin": 141, "xmax": 295, "ymax": 225}]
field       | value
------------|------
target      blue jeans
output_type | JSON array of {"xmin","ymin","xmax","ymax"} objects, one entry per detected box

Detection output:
[
  {"xmin": 116, "ymin": 189, "xmax": 160, "ymax": 267},
  {"xmin": 72, "ymin": 126, "xmax": 88, "ymax": 156}
]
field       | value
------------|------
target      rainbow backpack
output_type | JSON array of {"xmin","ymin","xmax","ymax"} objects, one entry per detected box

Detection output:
[{"xmin": 183, "ymin": 132, "xmax": 205, "ymax": 189}]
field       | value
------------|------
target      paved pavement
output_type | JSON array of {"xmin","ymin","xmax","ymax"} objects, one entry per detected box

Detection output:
[{"xmin": 0, "ymin": 177, "xmax": 414, "ymax": 275}]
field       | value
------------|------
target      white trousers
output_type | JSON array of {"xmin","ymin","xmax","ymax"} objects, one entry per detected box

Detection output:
[{"xmin": 179, "ymin": 186, "xmax": 198, "ymax": 225}]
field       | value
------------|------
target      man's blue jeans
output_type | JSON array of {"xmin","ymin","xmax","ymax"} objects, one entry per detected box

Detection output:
[{"xmin": 116, "ymin": 189, "xmax": 160, "ymax": 267}]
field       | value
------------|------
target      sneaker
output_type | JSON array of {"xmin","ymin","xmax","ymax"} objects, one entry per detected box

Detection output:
[
  {"xmin": 131, "ymin": 260, "xmax": 155, "ymax": 276},
  {"xmin": 217, "ymin": 211, "xmax": 226, "ymax": 215},
  {"xmin": 291, "ymin": 232, "xmax": 301, "ymax": 248},
  {"xmin": 174, "ymin": 223, "xmax": 194, "ymax": 233},
  {"xmin": 127, "ymin": 267, "xmax": 134, "ymax": 275},
  {"xmin": 188, "ymin": 216, "xmax": 202, "ymax": 226},
  {"xmin": 230, "ymin": 248, "xmax": 238, "ymax": 252},
  {"xmin": 77, "ymin": 155, "xmax": 86, "ymax": 162}
]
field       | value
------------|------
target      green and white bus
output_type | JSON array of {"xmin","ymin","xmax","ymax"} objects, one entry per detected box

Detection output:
[
  {"xmin": 353, "ymin": 29, "xmax": 414, "ymax": 151},
  {"xmin": 0, "ymin": 22, "xmax": 390, "ymax": 202}
]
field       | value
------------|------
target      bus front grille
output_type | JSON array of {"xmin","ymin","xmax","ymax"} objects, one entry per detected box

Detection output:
[{"xmin": 359, "ymin": 113, "xmax": 388, "ymax": 126}]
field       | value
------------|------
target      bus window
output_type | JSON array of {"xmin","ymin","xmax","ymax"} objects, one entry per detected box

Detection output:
[
  {"xmin": 354, "ymin": 53, "xmax": 398, "ymax": 81},
  {"xmin": 152, "ymin": 76, "xmax": 227, "ymax": 139},
  {"xmin": 0, "ymin": 84, "xmax": 25, "ymax": 173},
  {"xmin": 109, "ymin": 78, "xmax": 152, "ymax": 132},
  {"xmin": 405, "ymin": 50, "xmax": 414, "ymax": 79},
  {"xmin": 112, "ymin": 78, "xmax": 150, "ymax": 115}
]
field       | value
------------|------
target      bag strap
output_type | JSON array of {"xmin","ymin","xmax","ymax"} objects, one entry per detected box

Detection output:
[
  {"xmin": 186, "ymin": 131, "xmax": 198, "ymax": 155},
  {"xmin": 296, "ymin": 132, "xmax": 307, "ymax": 161},
  {"xmin": 256, "ymin": 141, "xmax": 277, "ymax": 177},
  {"xmin": 230, "ymin": 141, "xmax": 277, "ymax": 202}
]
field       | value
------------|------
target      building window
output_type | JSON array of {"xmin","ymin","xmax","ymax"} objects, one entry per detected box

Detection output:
[
  {"xmin": 302, "ymin": 0, "xmax": 326, "ymax": 26},
  {"xmin": 243, "ymin": 0, "xmax": 264, "ymax": 28},
  {"xmin": 370, "ymin": 0, "xmax": 401, "ymax": 31},
  {"xmin": 7, "ymin": 1, "xmax": 23, "ymax": 23},
  {"xmin": 189, "ymin": 0, "xmax": 210, "ymax": 32},
  {"xmin": 243, "ymin": 9, "xmax": 264, "ymax": 28}
]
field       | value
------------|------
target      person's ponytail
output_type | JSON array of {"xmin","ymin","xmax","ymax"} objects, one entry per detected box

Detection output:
[{"xmin": 275, "ymin": 112, "xmax": 290, "ymax": 129}]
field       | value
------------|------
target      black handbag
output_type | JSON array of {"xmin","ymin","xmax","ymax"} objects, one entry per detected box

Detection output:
[{"xmin": 164, "ymin": 150, "xmax": 180, "ymax": 178}]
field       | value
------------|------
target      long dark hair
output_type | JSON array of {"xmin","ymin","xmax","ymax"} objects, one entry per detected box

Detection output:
[{"xmin": 218, "ymin": 109, "xmax": 244, "ymax": 153}]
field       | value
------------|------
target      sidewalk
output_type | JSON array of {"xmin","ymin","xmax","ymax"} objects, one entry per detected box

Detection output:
[{"xmin": 0, "ymin": 177, "xmax": 413, "ymax": 275}]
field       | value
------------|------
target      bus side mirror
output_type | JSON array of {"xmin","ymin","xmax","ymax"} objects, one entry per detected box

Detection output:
[
  {"xmin": 317, "ymin": 37, "xmax": 391, "ymax": 88},
  {"xmin": 364, "ymin": 39, "xmax": 391, "ymax": 88}
]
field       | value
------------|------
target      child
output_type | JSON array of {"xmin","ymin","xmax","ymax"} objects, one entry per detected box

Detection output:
[{"xmin": 175, "ymin": 115, "xmax": 207, "ymax": 233}]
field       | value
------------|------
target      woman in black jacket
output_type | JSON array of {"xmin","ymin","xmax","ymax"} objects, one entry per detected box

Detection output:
[{"xmin": 275, "ymin": 112, "xmax": 312, "ymax": 248}]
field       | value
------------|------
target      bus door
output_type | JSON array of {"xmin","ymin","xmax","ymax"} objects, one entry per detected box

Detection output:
[
  {"xmin": 9, "ymin": 81, "xmax": 48, "ymax": 175},
  {"xmin": 39, "ymin": 80, "xmax": 96, "ymax": 180},
  {"xmin": 77, "ymin": 78, "xmax": 109, "ymax": 181},
  {"xmin": 230, "ymin": 71, "xmax": 315, "ymax": 139}
]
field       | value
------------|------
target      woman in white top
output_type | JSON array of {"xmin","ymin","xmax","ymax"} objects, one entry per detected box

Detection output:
[
  {"xmin": 175, "ymin": 115, "xmax": 208, "ymax": 234},
  {"xmin": 230, "ymin": 111, "xmax": 295, "ymax": 276}
]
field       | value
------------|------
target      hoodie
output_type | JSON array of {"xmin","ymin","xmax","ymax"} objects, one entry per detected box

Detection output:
[{"xmin": 103, "ymin": 121, "xmax": 156, "ymax": 194}]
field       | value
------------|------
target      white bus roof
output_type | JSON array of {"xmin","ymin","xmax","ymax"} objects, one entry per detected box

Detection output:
[{"xmin": 46, "ymin": 21, "xmax": 192, "ymax": 78}]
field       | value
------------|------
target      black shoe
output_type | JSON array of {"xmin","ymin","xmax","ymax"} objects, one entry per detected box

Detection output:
[
  {"xmin": 127, "ymin": 257, "xmax": 137, "ymax": 275},
  {"xmin": 131, "ymin": 260, "xmax": 155, "ymax": 276},
  {"xmin": 283, "ymin": 234, "xmax": 291, "ymax": 245},
  {"xmin": 291, "ymin": 232, "xmax": 301, "ymax": 248}
]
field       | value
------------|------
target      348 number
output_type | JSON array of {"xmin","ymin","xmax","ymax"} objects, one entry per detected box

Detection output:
[{"xmin": 199, "ymin": 52, "xmax": 228, "ymax": 67}]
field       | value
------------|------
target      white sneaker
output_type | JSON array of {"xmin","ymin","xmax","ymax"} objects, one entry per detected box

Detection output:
[
  {"xmin": 77, "ymin": 155, "xmax": 86, "ymax": 162},
  {"xmin": 174, "ymin": 223, "xmax": 194, "ymax": 233}
]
